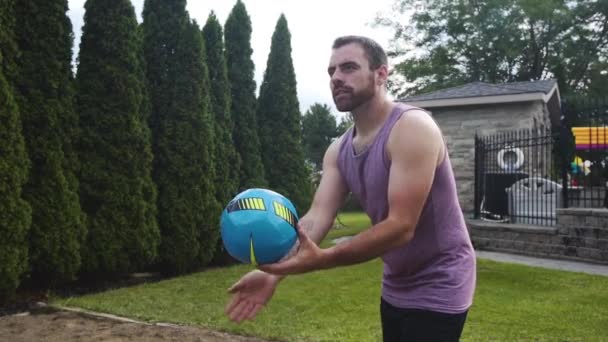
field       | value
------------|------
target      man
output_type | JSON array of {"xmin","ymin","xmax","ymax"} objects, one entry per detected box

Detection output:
[{"xmin": 225, "ymin": 35, "xmax": 476, "ymax": 341}]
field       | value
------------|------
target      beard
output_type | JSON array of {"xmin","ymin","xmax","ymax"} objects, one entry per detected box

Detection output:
[{"xmin": 332, "ymin": 76, "xmax": 376, "ymax": 112}]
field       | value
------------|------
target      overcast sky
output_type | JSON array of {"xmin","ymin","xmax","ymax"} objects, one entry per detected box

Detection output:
[{"xmin": 67, "ymin": 0, "xmax": 397, "ymax": 119}]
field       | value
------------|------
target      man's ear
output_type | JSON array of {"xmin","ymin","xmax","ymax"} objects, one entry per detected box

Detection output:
[{"xmin": 376, "ymin": 64, "xmax": 389, "ymax": 86}]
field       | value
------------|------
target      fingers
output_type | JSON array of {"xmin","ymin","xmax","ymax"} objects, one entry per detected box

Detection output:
[
  {"xmin": 228, "ymin": 298, "xmax": 250, "ymax": 322},
  {"xmin": 234, "ymin": 302, "xmax": 257, "ymax": 323},
  {"xmin": 295, "ymin": 222, "xmax": 313, "ymax": 246},
  {"xmin": 227, "ymin": 279, "xmax": 244, "ymax": 293},
  {"xmin": 228, "ymin": 299, "xmax": 263, "ymax": 323},
  {"xmin": 243, "ymin": 303, "xmax": 263, "ymax": 321},
  {"xmin": 224, "ymin": 293, "xmax": 242, "ymax": 315},
  {"xmin": 295, "ymin": 222, "xmax": 306, "ymax": 239}
]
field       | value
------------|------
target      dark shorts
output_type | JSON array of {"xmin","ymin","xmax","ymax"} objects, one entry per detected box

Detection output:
[{"xmin": 380, "ymin": 297, "xmax": 468, "ymax": 342}]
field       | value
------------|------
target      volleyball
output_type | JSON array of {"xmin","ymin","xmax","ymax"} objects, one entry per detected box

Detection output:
[{"xmin": 220, "ymin": 188, "xmax": 298, "ymax": 265}]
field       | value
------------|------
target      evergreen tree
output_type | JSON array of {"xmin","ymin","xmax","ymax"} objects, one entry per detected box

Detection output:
[
  {"xmin": 203, "ymin": 11, "xmax": 240, "ymax": 209},
  {"xmin": 302, "ymin": 103, "xmax": 338, "ymax": 172},
  {"xmin": 75, "ymin": 0, "xmax": 159, "ymax": 277},
  {"xmin": 225, "ymin": 0, "xmax": 266, "ymax": 190},
  {"xmin": 336, "ymin": 114, "xmax": 354, "ymax": 136},
  {"xmin": 203, "ymin": 12, "xmax": 241, "ymax": 265},
  {"xmin": 143, "ymin": 0, "xmax": 217, "ymax": 274},
  {"xmin": 257, "ymin": 15, "xmax": 311, "ymax": 211},
  {"xmin": 0, "ymin": 0, "xmax": 31, "ymax": 303},
  {"xmin": 60, "ymin": 36, "xmax": 85, "ymax": 256},
  {"xmin": 133, "ymin": 22, "xmax": 160, "ymax": 275},
  {"xmin": 14, "ymin": 0, "xmax": 86, "ymax": 287}
]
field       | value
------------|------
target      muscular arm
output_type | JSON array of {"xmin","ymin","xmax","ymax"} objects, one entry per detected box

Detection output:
[
  {"xmin": 322, "ymin": 110, "xmax": 443, "ymax": 268},
  {"xmin": 259, "ymin": 110, "xmax": 444, "ymax": 276}
]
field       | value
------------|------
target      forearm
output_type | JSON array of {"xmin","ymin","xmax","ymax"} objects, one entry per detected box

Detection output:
[
  {"xmin": 299, "ymin": 214, "xmax": 335, "ymax": 245},
  {"xmin": 323, "ymin": 218, "xmax": 413, "ymax": 268}
]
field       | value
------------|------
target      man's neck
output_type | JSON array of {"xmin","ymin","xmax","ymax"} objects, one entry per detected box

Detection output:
[{"xmin": 351, "ymin": 96, "xmax": 394, "ymax": 138}]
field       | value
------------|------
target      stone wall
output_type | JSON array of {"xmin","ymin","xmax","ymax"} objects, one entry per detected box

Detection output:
[
  {"xmin": 468, "ymin": 208, "xmax": 608, "ymax": 264},
  {"xmin": 427, "ymin": 100, "xmax": 548, "ymax": 213},
  {"xmin": 556, "ymin": 209, "xmax": 608, "ymax": 262}
]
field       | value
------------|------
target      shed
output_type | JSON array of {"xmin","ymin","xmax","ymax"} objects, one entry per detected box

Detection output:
[{"xmin": 399, "ymin": 79, "xmax": 561, "ymax": 214}]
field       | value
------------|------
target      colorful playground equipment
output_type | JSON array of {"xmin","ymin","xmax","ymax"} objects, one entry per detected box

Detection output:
[
  {"xmin": 571, "ymin": 156, "xmax": 591, "ymax": 176},
  {"xmin": 572, "ymin": 126, "xmax": 608, "ymax": 150}
]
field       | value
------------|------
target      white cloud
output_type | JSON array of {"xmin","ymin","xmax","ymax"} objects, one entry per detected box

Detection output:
[{"xmin": 67, "ymin": 0, "xmax": 395, "ymax": 118}]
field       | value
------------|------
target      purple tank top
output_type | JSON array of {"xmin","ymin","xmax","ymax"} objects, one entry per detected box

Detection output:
[{"xmin": 337, "ymin": 103, "xmax": 476, "ymax": 314}]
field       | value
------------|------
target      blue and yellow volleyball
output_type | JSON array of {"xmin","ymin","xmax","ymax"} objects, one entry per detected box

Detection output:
[{"xmin": 220, "ymin": 188, "xmax": 298, "ymax": 265}]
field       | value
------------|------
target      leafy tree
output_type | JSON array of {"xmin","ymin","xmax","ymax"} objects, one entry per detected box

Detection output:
[
  {"xmin": 302, "ymin": 103, "xmax": 338, "ymax": 172},
  {"xmin": 0, "ymin": 0, "xmax": 31, "ymax": 303},
  {"xmin": 585, "ymin": 60, "xmax": 608, "ymax": 98},
  {"xmin": 225, "ymin": 0, "xmax": 267, "ymax": 190},
  {"xmin": 377, "ymin": 0, "xmax": 608, "ymax": 97},
  {"xmin": 14, "ymin": 0, "xmax": 86, "ymax": 287},
  {"xmin": 75, "ymin": 0, "xmax": 159, "ymax": 277},
  {"xmin": 143, "ymin": 0, "xmax": 217, "ymax": 274},
  {"xmin": 257, "ymin": 14, "xmax": 311, "ymax": 211}
]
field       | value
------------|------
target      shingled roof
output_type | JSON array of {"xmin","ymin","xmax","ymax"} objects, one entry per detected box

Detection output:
[
  {"xmin": 400, "ymin": 79, "xmax": 562, "ymax": 127},
  {"xmin": 401, "ymin": 79, "xmax": 557, "ymax": 102}
]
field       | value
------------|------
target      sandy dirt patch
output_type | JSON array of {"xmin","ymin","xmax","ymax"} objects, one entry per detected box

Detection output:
[{"xmin": 0, "ymin": 306, "xmax": 273, "ymax": 342}]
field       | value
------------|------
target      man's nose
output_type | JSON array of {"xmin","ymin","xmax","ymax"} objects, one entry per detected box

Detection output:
[{"xmin": 331, "ymin": 72, "xmax": 344, "ymax": 88}]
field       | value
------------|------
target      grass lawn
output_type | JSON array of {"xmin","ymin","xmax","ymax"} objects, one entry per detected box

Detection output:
[{"xmin": 54, "ymin": 212, "xmax": 608, "ymax": 341}]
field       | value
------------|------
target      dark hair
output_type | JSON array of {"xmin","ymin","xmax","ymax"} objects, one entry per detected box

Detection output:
[{"xmin": 332, "ymin": 35, "xmax": 388, "ymax": 70}]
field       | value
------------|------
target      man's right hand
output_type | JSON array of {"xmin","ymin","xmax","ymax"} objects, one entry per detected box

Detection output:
[{"xmin": 225, "ymin": 270, "xmax": 280, "ymax": 323}]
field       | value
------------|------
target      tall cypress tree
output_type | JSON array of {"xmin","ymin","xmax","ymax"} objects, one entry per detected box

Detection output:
[
  {"xmin": 75, "ymin": 0, "xmax": 159, "ymax": 277},
  {"xmin": 59, "ymin": 24, "xmax": 85, "ymax": 258},
  {"xmin": 225, "ymin": 0, "xmax": 266, "ymax": 190},
  {"xmin": 203, "ymin": 12, "xmax": 240, "ymax": 265},
  {"xmin": 143, "ymin": 1, "xmax": 217, "ymax": 274},
  {"xmin": 0, "ymin": 0, "xmax": 31, "ymax": 303},
  {"xmin": 257, "ymin": 15, "xmax": 311, "ymax": 211},
  {"xmin": 14, "ymin": 0, "xmax": 86, "ymax": 287},
  {"xmin": 202, "ymin": 13, "xmax": 239, "ymax": 212}
]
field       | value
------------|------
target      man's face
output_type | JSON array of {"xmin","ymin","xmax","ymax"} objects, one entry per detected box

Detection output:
[{"xmin": 327, "ymin": 43, "xmax": 377, "ymax": 112}]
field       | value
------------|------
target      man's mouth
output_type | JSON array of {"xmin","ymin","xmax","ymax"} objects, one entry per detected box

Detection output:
[{"xmin": 334, "ymin": 88, "xmax": 351, "ymax": 97}]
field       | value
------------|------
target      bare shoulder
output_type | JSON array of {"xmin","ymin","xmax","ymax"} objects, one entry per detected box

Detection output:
[
  {"xmin": 387, "ymin": 109, "xmax": 444, "ymax": 163},
  {"xmin": 393, "ymin": 109, "xmax": 440, "ymax": 136},
  {"xmin": 325, "ymin": 130, "xmax": 349, "ymax": 161}
]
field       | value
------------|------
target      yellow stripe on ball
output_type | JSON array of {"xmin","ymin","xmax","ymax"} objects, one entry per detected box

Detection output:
[{"xmin": 249, "ymin": 235, "xmax": 257, "ymax": 266}]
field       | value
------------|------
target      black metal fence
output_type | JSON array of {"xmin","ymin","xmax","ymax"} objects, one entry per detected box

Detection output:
[
  {"xmin": 474, "ymin": 98, "xmax": 608, "ymax": 226},
  {"xmin": 474, "ymin": 129, "xmax": 561, "ymax": 225}
]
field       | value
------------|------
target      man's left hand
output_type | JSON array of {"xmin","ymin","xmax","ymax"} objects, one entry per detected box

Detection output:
[{"xmin": 258, "ymin": 222, "xmax": 330, "ymax": 275}]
